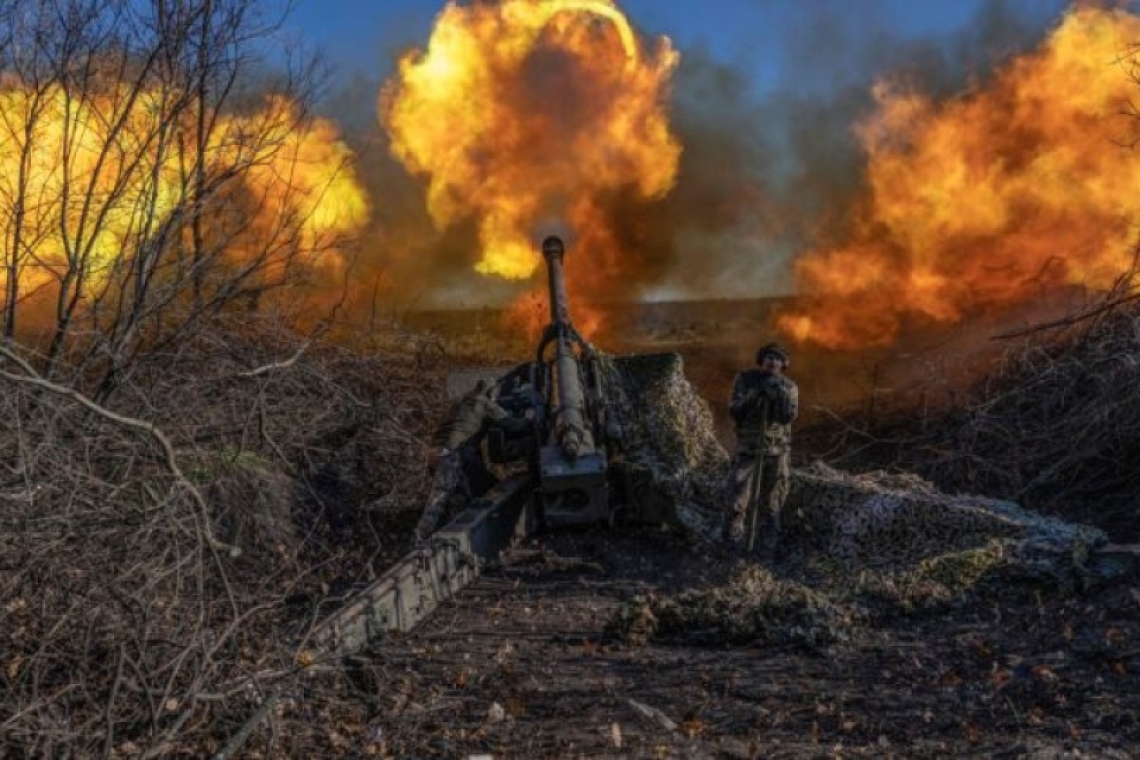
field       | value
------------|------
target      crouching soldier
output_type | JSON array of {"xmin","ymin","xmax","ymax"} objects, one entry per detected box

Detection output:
[
  {"xmin": 415, "ymin": 378, "xmax": 529, "ymax": 542},
  {"xmin": 725, "ymin": 342, "xmax": 799, "ymax": 561}
]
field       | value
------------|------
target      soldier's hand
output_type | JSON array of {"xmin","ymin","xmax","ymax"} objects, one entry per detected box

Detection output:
[{"xmin": 499, "ymin": 416, "xmax": 531, "ymax": 434}]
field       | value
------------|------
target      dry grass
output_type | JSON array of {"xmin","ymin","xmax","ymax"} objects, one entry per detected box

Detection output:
[{"xmin": 0, "ymin": 315, "xmax": 448, "ymax": 757}]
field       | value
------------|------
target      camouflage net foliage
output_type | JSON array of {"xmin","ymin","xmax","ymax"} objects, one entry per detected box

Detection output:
[
  {"xmin": 595, "ymin": 351, "xmax": 731, "ymax": 536},
  {"xmin": 785, "ymin": 462, "xmax": 1107, "ymax": 579},
  {"xmin": 605, "ymin": 565, "xmax": 853, "ymax": 651},
  {"xmin": 595, "ymin": 352, "xmax": 1114, "ymax": 649}
]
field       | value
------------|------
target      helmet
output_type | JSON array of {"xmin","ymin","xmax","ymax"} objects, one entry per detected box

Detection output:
[{"xmin": 756, "ymin": 342, "xmax": 789, "ymax": 367}]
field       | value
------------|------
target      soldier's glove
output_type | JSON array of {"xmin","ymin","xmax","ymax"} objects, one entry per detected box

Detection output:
[
  {"xmin": 498, "ymin": 417, "xmax": 531, "ymax": 435},
  {"xmin": 759, "ymin": 377, "xmax": 783, "ymax": 402},
  {"xmin": 747, "ymin": 388, "xmax": 773, "ymax": 408}
]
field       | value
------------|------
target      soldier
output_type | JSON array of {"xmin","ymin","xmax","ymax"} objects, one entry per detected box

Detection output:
[
  {"xmin": 415, "ymin": 378, "xmax": 529, "ymax": 542},
  {"xmin": 725, "ymin": 342, "xmax": 799, "ymax": 561}
]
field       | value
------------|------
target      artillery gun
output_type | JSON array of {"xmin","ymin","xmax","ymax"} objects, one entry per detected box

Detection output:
[{"xmin": 310, "ymin": 236, "xmax": 684, "ymax": 654}]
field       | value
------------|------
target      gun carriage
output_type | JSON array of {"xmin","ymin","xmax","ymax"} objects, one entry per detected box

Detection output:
[{"xmin": 311, "ymin": 236, "xmax": 679, "ymax": 653}]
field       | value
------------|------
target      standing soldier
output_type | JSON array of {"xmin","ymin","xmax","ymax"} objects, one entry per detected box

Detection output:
[
  {"xmin": 415, "ymin": 378, "xmax": 529, "ymax": 542},
  {"xmin": 725, "ymin": 342, "xmax": 799, "ymax": 561}
]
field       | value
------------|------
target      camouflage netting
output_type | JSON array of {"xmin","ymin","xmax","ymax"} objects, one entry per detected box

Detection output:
[
  {"xmin": 595, "ymin": 350, "xmax": 1106, "ymax": 578},
  {"xmin": 596, "ymin": 351, "xmax": 731, "ymax": 536},
  {"xmin": 785, "ymin": 462, "xmax": 1108, "ymax": 578},
  {"xmin": 595, "ymin": 351, "xmax": 1117, "ymax": 648}
]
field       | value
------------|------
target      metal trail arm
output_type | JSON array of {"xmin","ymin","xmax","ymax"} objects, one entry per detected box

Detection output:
[{"xmin": 308, "ymin": 474, "xmax": 534, "ymax": 655}]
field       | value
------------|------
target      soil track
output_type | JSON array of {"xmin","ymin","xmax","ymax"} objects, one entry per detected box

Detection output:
[{"xmin": 346, "ymin": 528, "xmax": 1140, "ymax": 758}]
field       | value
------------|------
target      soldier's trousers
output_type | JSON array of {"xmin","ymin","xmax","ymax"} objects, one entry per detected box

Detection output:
[
  {"xmin": 415, "ymin": 451, "xmax": 463, "ymax": 542},
  {"xmin": 725, "ymin": 452, "xmax": 790, "ymax": 557},
  {"xmin": 414, "ymin": 445, "xmax": 498, "ymax": 542}
]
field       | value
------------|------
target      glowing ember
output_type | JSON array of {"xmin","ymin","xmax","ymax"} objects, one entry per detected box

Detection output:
[{"xmin": 780, "ymin": 6, "xmax": 1140, "ymax": 349}]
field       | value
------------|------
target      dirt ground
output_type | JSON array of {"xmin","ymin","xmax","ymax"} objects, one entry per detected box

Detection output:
[
  {"xmin": 337, "ymin": 528, "xmax": 1140, "ymax": 759},
  {"xmin": 300, "ymin": 302, "xmax": 1140, "ymax": 758}
]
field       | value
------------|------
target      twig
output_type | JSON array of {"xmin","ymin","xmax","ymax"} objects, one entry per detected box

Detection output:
[
  {"xmin": 0, "ymin": 343, "xmax": 241, "ymax": 558},
  {"xmin": 991, "ymin": 291, "xmax": 1140, "ymax": 340},
  {"xmin": 238, "ymin": 330, "xmax": 323, "ymax": 378},
  {"xmin": 212, "ymin": 691, "xmax": 279, "ymax": 760}
]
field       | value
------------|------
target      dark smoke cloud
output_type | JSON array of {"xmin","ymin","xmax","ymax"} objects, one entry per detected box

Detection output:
[{"xmin": 626, "ymin": 0, "xmax": 1068, "ymax": 302}]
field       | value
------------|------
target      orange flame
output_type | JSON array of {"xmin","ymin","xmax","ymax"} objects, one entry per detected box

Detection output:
[
  {"xmin": 0, "ymin": 79, "xmax": 367, "ymax": 314},
  {"xmin": 381, "ymin": 0, "xmax": 680, "ymax": 335},
  {"xmin": 779, "ymin": 6, "xmax": 1140, "ymax": 349}
]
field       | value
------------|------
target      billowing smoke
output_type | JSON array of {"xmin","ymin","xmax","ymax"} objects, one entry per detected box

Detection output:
[{"xmin": 321, "ymin": 1, "xmax": 1073, "ymax": 349}]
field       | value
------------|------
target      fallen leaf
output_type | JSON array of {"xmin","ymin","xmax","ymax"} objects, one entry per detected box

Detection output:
[
  {"xmin": 962, "ymin": 721, "xmax": 980, "ymax": 743},
  {"xmin": 610, "ymin": 722, "xmax": 622, "ymax": 749},
  {"xmin": 682, "ymin": 718, "xmax": 704, "ymax": 737}
]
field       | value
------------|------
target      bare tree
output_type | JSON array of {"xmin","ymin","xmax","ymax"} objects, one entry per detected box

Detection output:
[{"xmin": 0, "ymin": 0, "xmax": 360, "ymax": 397}]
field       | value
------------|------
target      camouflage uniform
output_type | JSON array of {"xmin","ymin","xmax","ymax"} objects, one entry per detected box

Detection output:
[
  {"xmin": 415, "ymin": 380, "xmax": 520, "ymax": 542},
  {"xmin": 725, "ymin": 366, "xmax": 799, "ymax": 558}
]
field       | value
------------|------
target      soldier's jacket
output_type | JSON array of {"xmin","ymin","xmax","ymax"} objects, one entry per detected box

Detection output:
[
  {"xmin": 728, "ymin": 369, "xmax": 799, "ymax": 457},
  {"xmin": 432, "ymin": 385, "xmax": 512, "ymax": 451}
]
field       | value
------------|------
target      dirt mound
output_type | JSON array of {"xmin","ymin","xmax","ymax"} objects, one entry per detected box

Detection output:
[{"xmin": 606, "ymin": 565, "xmax": 852, "ymax": 649}]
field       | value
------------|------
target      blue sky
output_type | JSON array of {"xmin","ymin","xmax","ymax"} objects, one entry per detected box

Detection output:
[{"xmin": 285, "ymin": 0, "xmax": 1070, "ymax": 96}]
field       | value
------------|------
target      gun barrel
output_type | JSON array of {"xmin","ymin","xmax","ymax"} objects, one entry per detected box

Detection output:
[
  {"xmin": 542, "ymin": 235, "xmax": 572, "ymax": 328},
  {"xmin": 541, "ymin": 236, "xmax": 595, "ymax": 459}
]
